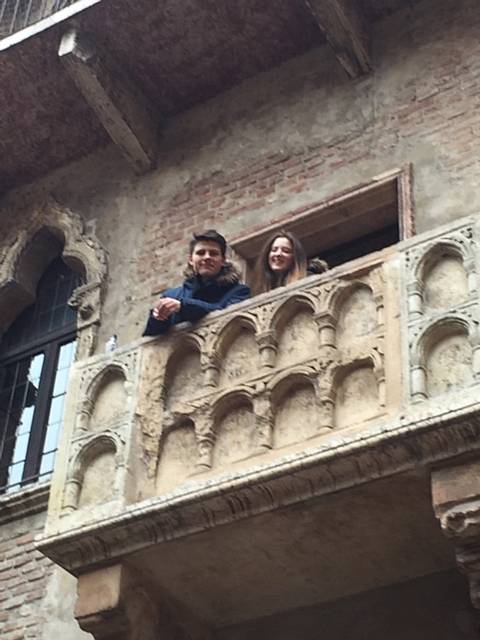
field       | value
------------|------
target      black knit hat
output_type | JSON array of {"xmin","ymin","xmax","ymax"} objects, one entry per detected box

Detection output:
[{"xmin": 191, "ymin": 229, "xmax": 227, "ymax": 256}]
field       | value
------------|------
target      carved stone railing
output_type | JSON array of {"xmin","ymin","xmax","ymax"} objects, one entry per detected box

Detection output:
[{"xmin": 40, "ymin": 214, "xmax": 480, "ymax": 575}]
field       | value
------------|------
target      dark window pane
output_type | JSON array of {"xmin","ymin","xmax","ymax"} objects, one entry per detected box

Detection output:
[{"xmin": 0, "ymin": 257, "xmax": 83, "ymax": 356}]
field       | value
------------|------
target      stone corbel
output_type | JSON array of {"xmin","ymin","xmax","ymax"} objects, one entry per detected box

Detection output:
[
  {"xmin": 256, "ymin": 330, "xmax": 278, "ymax": 368},
  {"xmin": 407, "ymin": 280, "xmax": 424, "ymax": 318},
  {"xmin": 432, "ymin": 460, "xmax": 480, "ymax": 612},
  {"xmin": 75, "ymin": 564, "xmax": 163, "ymax": 640},
  {"xmin": 253, "ymin": 393, "xmax": 274, "ymax": 451}
]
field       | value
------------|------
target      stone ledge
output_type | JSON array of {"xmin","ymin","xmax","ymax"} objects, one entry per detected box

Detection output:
[
  {"xmin": 37, "ymin": 398, "xmax": 480, "ymax": 574},
  {"xmin": 0, "ymin": 481, "xmax": 50, "ymax": 526}
]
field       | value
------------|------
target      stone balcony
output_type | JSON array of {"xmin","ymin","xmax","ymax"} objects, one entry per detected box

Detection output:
[{"xmin": 37, "ymin": 214, "xmax": 480, "ymax": 635}]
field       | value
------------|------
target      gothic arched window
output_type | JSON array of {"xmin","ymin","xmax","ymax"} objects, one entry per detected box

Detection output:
[{"xmin": 0, "ymin": 256, "xmax": 84, "ymax": 492}]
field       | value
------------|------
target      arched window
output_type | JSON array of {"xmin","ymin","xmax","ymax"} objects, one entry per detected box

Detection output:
[{"xmin": 0, "ymin": 257, "xmax": 84, "ymax": 492}]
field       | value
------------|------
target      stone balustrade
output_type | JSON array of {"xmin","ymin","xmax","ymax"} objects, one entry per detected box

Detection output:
[{"xmin": 42, "ymin": 214, "xmax": 480, "ymax": 554}]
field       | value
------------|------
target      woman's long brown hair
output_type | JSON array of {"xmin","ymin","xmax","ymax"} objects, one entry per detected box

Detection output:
[{"xmin": 251, "ymin": 230, "xmax": 307, "ymax": 295}]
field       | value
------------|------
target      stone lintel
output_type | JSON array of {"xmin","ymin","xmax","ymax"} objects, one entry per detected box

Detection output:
[
  {"xmin": 37, "ymin": 407, "xmax": 480, "ymax": 575},
  {"xmin": 305, "ymin": 0, "xmax": 372, "ymax": 78},
  {"xmin": 59, "ymin": 28, "xmax": 159, "ymax": 174}
]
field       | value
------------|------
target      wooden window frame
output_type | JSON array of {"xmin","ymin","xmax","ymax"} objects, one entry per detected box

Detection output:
[{"xmin": 230, "ymin": 166, "xmax": 414, "ymax": 274}]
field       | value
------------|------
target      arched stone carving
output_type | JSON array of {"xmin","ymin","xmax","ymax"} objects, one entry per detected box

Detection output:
[
  {"xmin": 212, "ymin": 391, "xmax": 255, "ymax": 468},
  {"xmin": 421, "ymin": 245, "xmax": 469, "ymax": 312},
  {"xmin": 163, "ymin": 338, "xmax": 202, "ymax": 413},
  {"xmin": 410, "ymin": 316, "xmax": 478, "ymax": 401},
  {"xmin": 424, "ymin": 320, "xmax": 473, "ymax": 397},
  {"xmin": 0, "ymin": 197, "xmax": 107, "ymax": 359},
  {"xmin": 77, "ymin": 359, "xmax": 134, "ymax": 432},
  {"xmin": 273, "ymin": 295, "xmax": 318, "ymax": 368},
  {"xmin": 213, "ymin": 315, "xmax": 260, "ymax": 386},
  {"xmin": 334, "ymin": 284, "xmax": 377, "ymax": 352},
  {"xmin": 90, "ymin": 368, "xmax": 128, "ymax": 430},
  {"xmin": 334, "ymin": 362, "xmax": 380, "ymax": 429},
  {"xmin": 271, "ymin": 372, "xmax": 321, "ymax": 448},
  {"xmin": 407, "ymin": 231, "xmax": 477, "ymax": 318},
  {"xmin": 63, "ymin": 433, "xmax": 123, "ymax": 511},
  {"xmin": 156, "ymin": 419, "xmax": 197, "ymax": 492}
]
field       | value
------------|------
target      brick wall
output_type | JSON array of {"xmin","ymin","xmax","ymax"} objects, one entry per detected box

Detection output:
[
  {"xmin": 135, "ymin": 0, "xmax": 480, "ymax": 297},
  {"xmin": 0, "ymin": 511, "xmax": 54, "ymax": 640}
]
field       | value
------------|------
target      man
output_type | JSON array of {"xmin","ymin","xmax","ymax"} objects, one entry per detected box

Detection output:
[{"xmin": 143, "ymin": 230, "xmax": 250, "ymax": 336}]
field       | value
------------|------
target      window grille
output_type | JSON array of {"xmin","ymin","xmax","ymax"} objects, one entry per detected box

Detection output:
[
  {"xmin": 0, "ymin": 257, "xmax": 83, "ymax": 492},
  {"xmin": 0, "ymin": 0, "xmax": 77, "ymax": 38}
]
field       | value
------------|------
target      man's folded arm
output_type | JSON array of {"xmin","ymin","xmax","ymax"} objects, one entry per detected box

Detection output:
[
  {"xmin": 179, "ymin": 284, "xmax": 250, "ymax": 322},
  {"xmin": 142, "ymin": 312, "xmax": 174, "ymax": 336}
]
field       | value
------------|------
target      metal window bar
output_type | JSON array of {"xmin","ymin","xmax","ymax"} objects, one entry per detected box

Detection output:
[{"xmin": 0, "ymin": 0, "xmax": 77, "ymax": 38}]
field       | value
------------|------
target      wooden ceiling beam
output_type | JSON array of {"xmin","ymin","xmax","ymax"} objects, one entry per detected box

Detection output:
[
  {"xmin": 305, "ymin": 0, "xmax": 372, "ymax": 78},
  {"xmin": 59, "ymin": 28, "xmax": 160, "ymax": 174}
]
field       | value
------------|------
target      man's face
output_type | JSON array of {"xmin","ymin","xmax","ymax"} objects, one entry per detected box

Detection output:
[{"xmin": 188, "ymin": 240, "xmax": 225, "ymax": 278}]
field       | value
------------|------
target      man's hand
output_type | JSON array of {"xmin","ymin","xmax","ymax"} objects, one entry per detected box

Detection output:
[{"xmin": 152, "ymin": 297, "xmax": 181, "ymax": 321}]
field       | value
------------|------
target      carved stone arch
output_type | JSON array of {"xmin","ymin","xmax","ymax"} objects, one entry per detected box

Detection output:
[
  {"xmin": 272, "ymin": 294, "xmax": 319, "ymax": 368},
  {"xmin": 163, "ymin": 336, "xmax": 202, "ymax": 412},
  {"xmin": 211, "ymin": 389, "xmax": 256, "ymax": 467},
  {"xmin": 333, "ymin": 358, "xmax": 381, "ymax": 429},
  {"xmin": 212, "ymin": 313, "xmax": 258, "ymax": 358},
  {"xmin": 415, "ymin": 316, "xmax": 472, "ymax": 364},
  {"xmin": 271, "ymin": 292, "xmax": 317, "ymax": 332},
  {"xmin": 212, "ymin": 314, "xmax": 260, "ymax": 387},
  {"xmin": 415, "ymin": 240, "xmax": 473, "ymax": 283},
  {"xmin": 269, "ymin": 369, "xmax": 322, "ymax": 447},
  {"xmin": 63, "ymin": 433, "xmax": 123, "ymax": 511},
  {"xmin": 267, "ymin": 367, "xmax": 317, "ymax": 403},
  {"xmin": 156, "ymin": 417, "xmax": 197, "ymax": 492},
  {"xmin": 79, "ymin": 363, "xmax": 130, "ymax": 432},
  {"xmin": 327, "ymin": 280, "xmax": 374, "ymax": 320},
  {"xmin": 412, "ymin": 241, "xmax": 474, "ymax": 315},
  {"xmin": 412, "ymin": 316, "xmax": 475, "ymax": 400},
  {"xmin": 0, "ymin": 197, "xmax": 108, "ymax": 358},
  {"xmin": 329, "ymin": 282, "xmax": 377, "ymax": 351},
  {"xmin": 212, "ymin": 388, "xmax": 254, "ymax": 424}
]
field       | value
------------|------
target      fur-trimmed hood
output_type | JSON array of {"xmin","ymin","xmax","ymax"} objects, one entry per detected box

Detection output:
[{"xmin": 183, "ymin": 260, "xmax": 243, "ymax": 287}]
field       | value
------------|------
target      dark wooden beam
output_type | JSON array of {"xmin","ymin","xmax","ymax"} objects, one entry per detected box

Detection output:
[
  {"xmin": 305, "ymin": 0, "xmax": 372, "ymax": 78},
  {"xmin": 59, "ymin": 28, "xmax": 160, "ymax": 173}
]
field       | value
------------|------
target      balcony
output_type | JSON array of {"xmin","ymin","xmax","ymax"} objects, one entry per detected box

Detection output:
[{"xmin": 38, "ymin": 215, "xmax": 480, "ymax": 636}]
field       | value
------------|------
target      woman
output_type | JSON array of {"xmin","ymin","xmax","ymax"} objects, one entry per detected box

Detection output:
[
  {"xmin": 251, "ymin": 231, "xmax": 328, "ymax": 295},
  {"xmin": 250, "ymin": 231, "xmax": 301, "ymax": 295}
]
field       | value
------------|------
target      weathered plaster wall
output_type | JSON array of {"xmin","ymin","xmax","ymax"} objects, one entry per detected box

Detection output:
[{"xmin": 1, "ymin": 0, "xmax": 479, "ymax": 351}]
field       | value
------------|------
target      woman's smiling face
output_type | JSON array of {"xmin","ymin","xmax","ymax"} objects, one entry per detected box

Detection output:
[{"xmin": 268, "ymin": 236, "xmax": 294, "ymax": 274}]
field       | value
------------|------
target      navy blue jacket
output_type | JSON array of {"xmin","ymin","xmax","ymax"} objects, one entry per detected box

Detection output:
[{"xmin": 143, "ymin": 263, "xmax": 250, "ymax": 336}]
